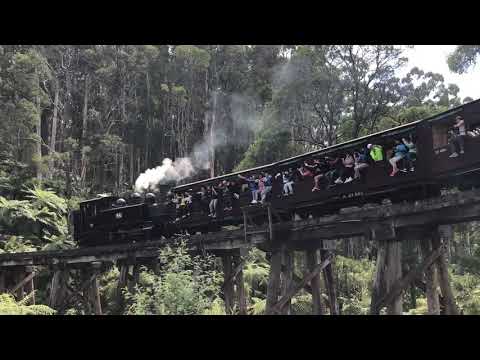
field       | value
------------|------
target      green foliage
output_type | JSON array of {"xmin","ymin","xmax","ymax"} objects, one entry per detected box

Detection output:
[
  {"xmin": 335, "ymin": 256, "xmax": 374, "ymax": 315},
  {"xmin": 452, "ymin": 271, "xmax": 480, "ymax": 314},
  {"xmin": 0, "ymin": 293, "xmax": 56, "ymax": 315},
  {"xmin": 124, "ymin": 240, "xmax": 223, "ymax": 315},
  {"xmin": 0, "ymin": 186, "xmax": 71, "ymax": 251},
  {"xmin": 235, "ymin": 127, "xmax": 296, "ymax": 171},
  {"xmin": 447, "ymin": 46, "xmax": 480, "ymax": 74}
]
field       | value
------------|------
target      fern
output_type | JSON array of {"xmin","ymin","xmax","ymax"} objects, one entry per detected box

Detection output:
[{"xmin": 0, "ymin": 293, "xmax": 56, "ymax": 315}]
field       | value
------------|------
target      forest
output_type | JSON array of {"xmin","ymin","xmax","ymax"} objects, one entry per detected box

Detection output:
[{"xmin": 1, "ymin": 45, "xmax": 480, "ymax": 315}]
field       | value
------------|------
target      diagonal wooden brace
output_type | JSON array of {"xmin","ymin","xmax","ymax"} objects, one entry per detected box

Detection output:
[
  {"xmin": 9, "ymin": 271, "xmax": 37, "ymax": 295},
  {"xmin": 373, "ymin": 243, "xmax": 446, "ymax": 313},
  {"xmin": 271, "ymin": 253, "xmax": 333, "ymax": 314}
]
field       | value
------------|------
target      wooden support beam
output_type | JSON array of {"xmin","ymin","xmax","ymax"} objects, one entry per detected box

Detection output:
[
  {"xmin": 234, "ymin": 255, "xmax": 247, "ymax": 315},
  {"xmin": 90, "ymin": 271, "xmax": 102, "ymax": 315},
  {"xmin": 49, "ymin": 270, "xmax": 67, "ymax": 309},
  {"xmin": 10, "ymin": 271, "xmax": 37, "ymax": 295},
  {"xmin": 23, "ymin": 273, "xmax": 36, "ymax": 305},
  {"xmin": 280, "ymin": 246, "xmax": 293, "ymax": 315},
  {"xmin": 271, "ymin": 254, "xmax": 332, "ymax": 315},
  {"xmin": 306, "ymin": 249, "xmax": 324, "ymax": 315},
  {"xmin": 373, "ymin": 243, "xmax": 445, "ymax": 313},
  {"xmin": 321, "ymin": 249, "xmax": 338, "ymax": 315},
  {"xmin": 385, "ymin": 240, "xmax": 402, "ymax": 315},
  {"xmin": 370, "ymin": 240, "xmax": 388, "ymax": 315},
  {"xmin": 222, "ymin": 255, "xmax": 235, "ymax": 315},
  {"xmin": 265, "ymin": 250, "xmax": 282, "ymax": 315},
  {"xmin": 431, "ymin": 228, "xmax": 459, "ymax": 315},
  {"xmin": 116, "ymin": 263, "xmax": 128, "ymax": 307},
  {"xmin": 419, "ymin": 237, "xmax": 440, "ymax": 314},
  {"xmin": 14, "ymin": 271, "xmax": 25, "ymax": 301},
  {"xmin": 0, "ymin": 271, "xmax": 5, "ymax": 293}
]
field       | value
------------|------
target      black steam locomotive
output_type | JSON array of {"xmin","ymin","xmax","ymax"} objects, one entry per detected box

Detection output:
[{"xmin": 73, "ymin": 99, "xmax": 480, "ymax": 247}]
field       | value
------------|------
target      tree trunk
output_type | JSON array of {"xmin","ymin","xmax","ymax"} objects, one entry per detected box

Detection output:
[
  {"xmin": 35, "ymin": 79, "xmax": 43, "ymax": 181},
  {"xmin": 48, "ymin": 77, "xmax": 60, "ymax": 178},
  {"xmin": 80, "ymin": 73, "xmax": 90, "ymax": 186}
]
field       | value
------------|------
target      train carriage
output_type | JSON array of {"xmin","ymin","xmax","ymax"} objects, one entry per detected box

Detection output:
[{"xmin": 73, "ymin": 98, "xmax": 480, "ymax": 246}]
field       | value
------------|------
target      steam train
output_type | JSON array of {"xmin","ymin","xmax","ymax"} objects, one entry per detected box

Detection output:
[{"xmin": 73, "ymin": 99, "xmax": 480, "ymax": 247}]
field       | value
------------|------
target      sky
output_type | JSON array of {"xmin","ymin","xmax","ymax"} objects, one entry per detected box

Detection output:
[{"xmin": 401, "ymin": 45, "xmax": 480, "ymax": 101}]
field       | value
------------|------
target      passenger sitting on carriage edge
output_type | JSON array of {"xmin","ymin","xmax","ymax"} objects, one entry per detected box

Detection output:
[
  {"xmin": 208, "ymin": 185, "xmax": 219, "ymax": 217},
  {"xmin": 260, "ymin": 172, "xmax": 273, "ymax": 204},
  {"xmin": 276, "ymin": 170, "xmax": 294, "ymax": 195},
  {"xmin": 298, "ymin": 164, "xmax": 313, "ymax": 178},
  {"xmin": 389, "ymin": 139, "xmax": 409, "ymax": 177},
  {"xmin": 227, "ymin": 180, "xmax": 241, "ymax": 209},
  {"xmin": 449, "ymin": 115, "xmax": 466, "ymax": 158},
  {"xmin": 335, "ymin": 153, "xmax": 355, "ymax": 184},
  {"xmin": 402, "ymin": 137, "xmax": 416, "ymax": 171},
  {"xmin": 309, "ymin": 158, "xmax": 328, "ymax": 192},
  {"xmin": 353, "ymin": 149, "xmax": 369, "ymax": 180},
  {"xmin": 238, "ymin": 174, "xmax": 259, "ymax": 204},
  {"xmin": 325, "ymin": 155, "xmax": 341, "ymax": 187}
]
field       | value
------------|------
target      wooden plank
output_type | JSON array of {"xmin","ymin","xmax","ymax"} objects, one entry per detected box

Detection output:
[
  {"xmin": 306, "ymin": 249, "xmax": 324, "ymax": 315},
  {"xmin": 373, "ymin": 243, "xmax": 445, "ymax": 313},
  {"xmin": 271, "ymin": 254, "xmax": 332, "ymax": 315},
  {"xmin": 265, "ymin": 250, "xmax": 282, "ymax": 315}
]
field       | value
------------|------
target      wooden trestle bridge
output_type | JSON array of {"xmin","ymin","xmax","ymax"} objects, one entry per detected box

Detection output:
[{"xmin": 2, "ymin": 187, "xmax": 480, "ymax": 315}]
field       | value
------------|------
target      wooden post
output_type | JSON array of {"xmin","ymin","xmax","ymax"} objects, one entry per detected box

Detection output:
[
  {"xmin": 116, "ymin": 263, "xmax": 128, "ymax": 312},
  {"xmin": 49, "ymin": 269, "xmax": 67, "ymax": 310},
  {"xmin": 91, "ymin": 274, "xmax": 102, "ymax": 315},
  {"xmin": 431, "ymin": 227, "xmax": 459, "ymax": 315},
  {"xmin": 0, "ymin": 270, "xmax": 5, "ymax": 293},
  {"xmin": 280, "ymin": 246, "xmax": 293, "ymax": 315},
  {"xmin": 91, "ymin": 263, "xmax": 102, "ymax": 315},
  {"xmin": 306, "ymin": 249, "xmax": 324, "ymax": 315},
  {"xmin": 385, "ymin": 239, "xmax": 402, "ymax": 315},
  {"xmin": 15, "ymin": 270, "xmax": 24, "ymax": 301},
  {"xmin": 222, "ymin": 255, "xmax": 235, "ymax": 315},
  {"xmin": 419, "ymin": 234, "xmax": 440, "ymax": 315},
  {"xmin": 234, "ymin": 255, "xmax": 247, "ymax": 315},
  {"xmin": 321, "ymin": 249, "xmax": 338, "ymax": 315},
  {"xmin": 370, "ymin": 240, "xmax": 387, "ymax": 315},
  {"xmin": 24, "ymin": 268, "xmax": 35, "ymax": 305},
  {"xmin": 265, "ymin": 250, "xmax": 282, "ymax": 315}
]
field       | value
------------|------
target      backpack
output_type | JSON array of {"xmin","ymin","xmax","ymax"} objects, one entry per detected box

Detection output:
[{"xmin": 370, "ymin": 145, "xmax": 384, "ymax": 162}]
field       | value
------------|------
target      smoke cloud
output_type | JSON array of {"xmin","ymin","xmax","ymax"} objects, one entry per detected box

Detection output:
[
  {"xmin": 134, "ymin": 158, "xmax": 194, "ymax": 193},
  {"xmin": 134, "ymin": 91, "xmax": 263, "ymax": 192}
]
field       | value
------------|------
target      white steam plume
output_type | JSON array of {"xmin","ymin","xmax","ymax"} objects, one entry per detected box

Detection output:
[{"xmin": 134, "ymin": 158, "xmax": 194, "ymax": 193}]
